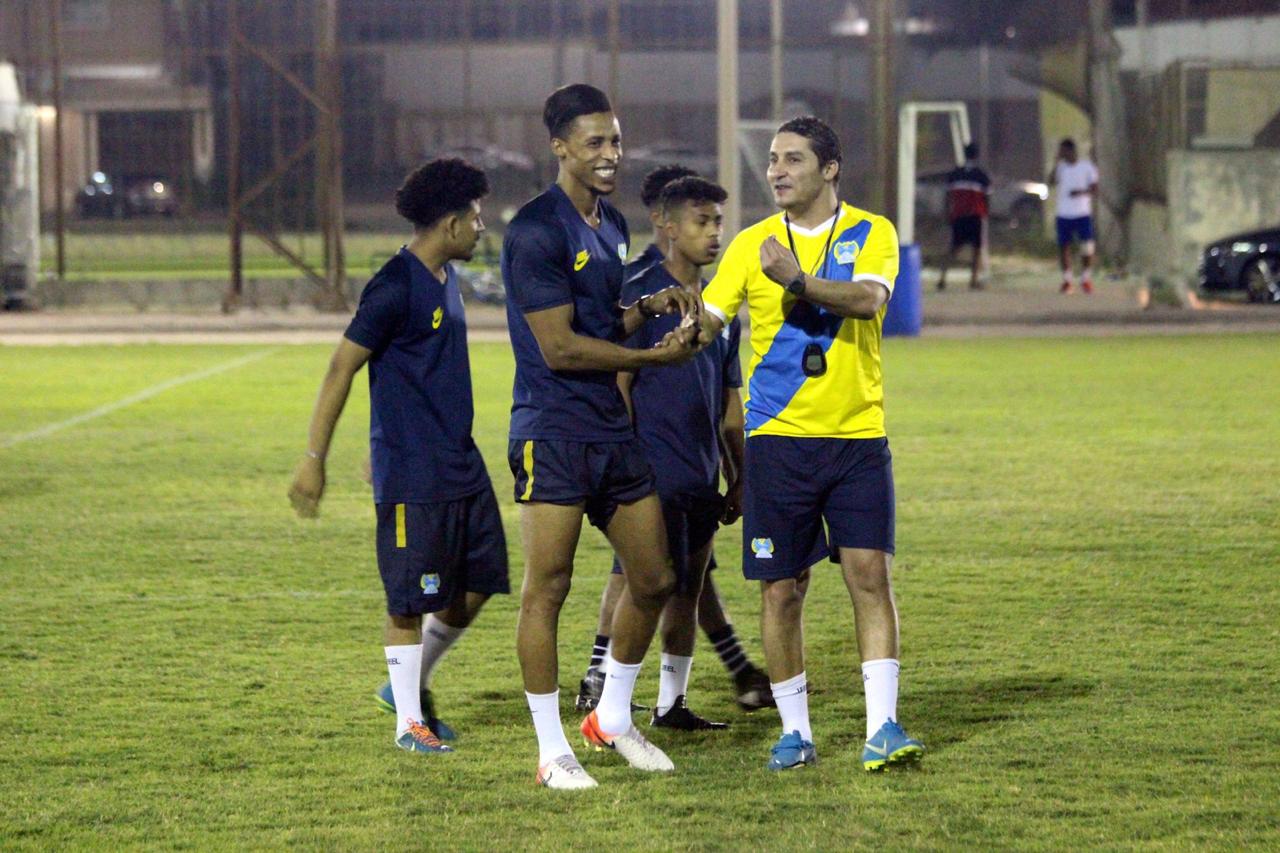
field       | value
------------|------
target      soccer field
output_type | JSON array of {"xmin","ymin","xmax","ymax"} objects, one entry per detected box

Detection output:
[{"xmin": 2, "ymin": 335, "xmax": 1278, "ymax": 849}]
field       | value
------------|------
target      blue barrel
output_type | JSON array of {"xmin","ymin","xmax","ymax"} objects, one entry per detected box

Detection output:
[{"xmin": 883, "ymin": 243, "xmax": 922, "ymax": 337}]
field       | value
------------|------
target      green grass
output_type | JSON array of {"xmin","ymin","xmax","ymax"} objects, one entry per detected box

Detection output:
[
  {"xmin": 40, "ymin": 231, "xmax": 434, "ymax": 280},
  {"xmin": 1, "ymin": 336, "xmax": 1278, "ymax": 849}
]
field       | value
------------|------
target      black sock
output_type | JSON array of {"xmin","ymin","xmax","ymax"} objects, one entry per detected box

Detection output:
[
  {"xmin": 707, "ymin": 624, "xmax": 749, "ymax": 676},
  {"xmin": 588, "ymin": 634, "xmax": 609, "ymax": 673}
]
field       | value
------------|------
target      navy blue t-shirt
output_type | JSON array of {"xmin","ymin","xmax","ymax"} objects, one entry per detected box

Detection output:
[
  {"xmin": 344, "ymin": 248, "xmax": 489, "ymax": 504},
  {"xmin": 623, "ymin": 262, "xmax": 743, "ymax": 499},
  {"xmin": 502, "ymin": 184, "xmax": 632, "ymax": 442}
]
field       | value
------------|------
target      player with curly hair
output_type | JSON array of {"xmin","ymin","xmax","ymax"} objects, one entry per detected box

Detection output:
[{"xmin": 289, "ymin": 157, "xmax": 508, "ymax": 756}]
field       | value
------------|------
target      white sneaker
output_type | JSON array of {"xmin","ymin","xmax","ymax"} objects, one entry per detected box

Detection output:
[
  {"xmin": 581, "ymin": 711, "xmax": 675, "ymax": 772},
  {"xmin": 536, "ymin": 753, "xmax": 598, "ymax": 790}
]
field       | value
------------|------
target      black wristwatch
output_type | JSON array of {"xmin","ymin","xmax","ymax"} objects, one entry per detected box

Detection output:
[{"xmin": 785, "ymin": 274, "xmax": 807, "ymax": 295}]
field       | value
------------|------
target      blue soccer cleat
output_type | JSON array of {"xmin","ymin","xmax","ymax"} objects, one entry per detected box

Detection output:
[
  {"xmin": 395, "ymin": 719, "xmax": 453, "ymax": 754},
  {"xmin": 766, "ymin": 730, "xmax": 817, "ymax": 771},
  {"xmin": 375, "ymin": 682, "xmax": 457, "ymax": 741},
  {"xmin": 862, "ymin": 720, "xmax": 925, "ymax": 772}
]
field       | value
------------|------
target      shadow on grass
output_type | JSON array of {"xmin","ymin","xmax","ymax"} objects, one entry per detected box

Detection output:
[{"xmin": 815, "ymin": 671, "xmax": 1096, "ymax": 758}]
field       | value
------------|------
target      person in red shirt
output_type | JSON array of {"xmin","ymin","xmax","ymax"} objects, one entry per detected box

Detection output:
[{"xmin": 937, "ymin": 143, "xmax": 991, "ymax": 291}]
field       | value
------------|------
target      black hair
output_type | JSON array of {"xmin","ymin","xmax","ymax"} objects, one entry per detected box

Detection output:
[
  {"xmin": 394, "ymin": 158, "xmax": 488, "ymax": 230},
  {"xmin": 641, "ymin": 164, "xmax": 699, "ymax": 208},
  {"xmin": 963, "ymin": 142, "xmax": 979, "ymax": 160},
  {"xmin": 658, "ymin": 176, "xmax": 728, "ymax": 218},
  {"xmin": 776, "ymin": 115, "xmax": 843, "ymax": 177},
  {"xmin": 1060, "ymin": 137, "xmax": 1077, "ymax": 150},
  {"xmin": 543, "ymin": 83, "xmax": 613, "ymax": 140}
]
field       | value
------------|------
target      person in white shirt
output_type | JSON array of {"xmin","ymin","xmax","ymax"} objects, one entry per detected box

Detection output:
[{"xmin": 1048, "ymin": 138, "xmax": 1100, "ymax": 294}]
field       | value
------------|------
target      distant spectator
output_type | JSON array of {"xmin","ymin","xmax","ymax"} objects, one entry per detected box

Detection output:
[
  {"xmin": 937, "ymin": 142, "xmax": 990, "ymax": 291},
  {"xmin": 1048, "ymin": 138, "xmax": 1100, "ymax": 294}
]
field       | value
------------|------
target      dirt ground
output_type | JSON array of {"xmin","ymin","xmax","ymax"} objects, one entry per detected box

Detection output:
[{"xmin": 2, "ymin": 258, "xmax": 1276, "ymax": 345}]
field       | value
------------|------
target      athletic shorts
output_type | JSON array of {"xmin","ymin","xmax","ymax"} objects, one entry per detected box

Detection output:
[
  {"xmin": 951, "ymin": 215, "xmax": 983, "ymax": 249},
  {"xmin": 508, "ymin": 438, "xmax": 656, "ymax": 531},
  {"xmin": 374, "ymin": 484, "xmax": 510, "ymax": 617},
  {"xmin": 1056, "ymin": 215, "xmax": 1094, "ymax": 247},
  {"xmin": 741, "ymin": 435, "xmax": 895, "ymax": 581},
  {"xmin": 610, "ymin": 490, "xmax": 722, "ymax": 592}
]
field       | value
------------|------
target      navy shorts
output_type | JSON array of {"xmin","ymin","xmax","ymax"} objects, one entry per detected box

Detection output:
[
  {"xmin": 374, "ymin": 483, "xmax": 510, "ymax": 617},
  {"xmin": 951, "ymin": 215, "xmax": 983, "ymax": 249},
  {"xmin": 1056, "ymin": 215, "xmax": 1094, "ymax": 247},
  {"xmin": 508, "ymin": 438, "xmax": 656, "ymax": 531},
  {"xmin": 741, "ymin": 435, "xmax": 895, "ymax": 581},
  {"xmin": 610, "ymin": 490, "xmax": 722, "ymax": 592}
]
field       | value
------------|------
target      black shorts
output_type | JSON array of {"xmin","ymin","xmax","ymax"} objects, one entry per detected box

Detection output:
[
  {"xmin": 374, "ymin": 484, "xmax": 510, "ymax": 617},
  {"xmin": 508, "ymin": 438, "xmax": 656, "ymax": 531},
  {"xmin": 741, "ymin": 435, "xmax": 895, "ymax": 581},
  {"xmin": 951, "ymin": 215, "xmax": 983, "ymax": 249},
  {"xmin": 610, "ymin": 490, "xmax": 722, "ymax": 592}
]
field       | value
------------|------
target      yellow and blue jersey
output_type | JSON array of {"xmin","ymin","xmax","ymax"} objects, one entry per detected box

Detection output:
[{"xmin": 701, "ymin": 202, "xmax": 899, "ymax": 439}]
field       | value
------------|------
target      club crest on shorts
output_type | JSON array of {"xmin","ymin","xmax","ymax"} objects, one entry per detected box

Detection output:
[
  {"xmin": 420, "ymin": 573, "xmax": 441, "ymax": 595},
  {"xmin": 751, "ymin": 538, "xmax": 775, "ymax": 559},
  {"xmin": 833, "ymin": 239, "xmax": 860, "ymax": 265}
]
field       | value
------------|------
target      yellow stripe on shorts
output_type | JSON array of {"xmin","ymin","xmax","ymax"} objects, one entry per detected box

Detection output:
[
  {"xmin": 521, "ymin": 440, "xmax": 535, "ymax": 501},
  {"xmin": 395, "ymin": 503, "xmax": 406, "ymax": 548}
]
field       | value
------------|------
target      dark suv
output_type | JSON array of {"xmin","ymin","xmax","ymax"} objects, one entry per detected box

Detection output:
[{"xmin": 1200, "ymin": 226, "xmax": 1280, "ymax": 303}]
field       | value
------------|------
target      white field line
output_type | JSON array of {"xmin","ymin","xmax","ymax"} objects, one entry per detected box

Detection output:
[{"xmin": 1, "ymin": 348, "xmax": 278, "ymax": 450}]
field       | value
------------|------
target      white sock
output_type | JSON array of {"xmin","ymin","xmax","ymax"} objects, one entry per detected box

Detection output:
[
  {"xmin": 862, "ymin": 658, "xmax": 900, "ymax": 739},
  {"xmin": 385, "ymin": 644, "xmax": 424, "ymax": 737},
  {"xmin": 526, "ymin": 690, "xmax": 573, "ymax": 765},
  {"xmin": 1062, "ymin": 270, "xmax": 1075, "ymax": 285},
  {"xmin": 771, "ymin": 672, "xmax": 812, "ymax": 741},
  {"xmin": 596, "ymin": 653, "xmax": 641, "ymax": 736},
  {"xmin": 655, "ymin": 653, "xmax": 693, "ymax": 715},
  {"xmin": 420, "ymin": 615, "xmax": 465, "ymax": 689}
]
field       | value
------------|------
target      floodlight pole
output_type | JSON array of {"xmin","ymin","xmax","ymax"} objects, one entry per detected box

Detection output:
[
  {"xmin": 770, "ymin": 0, "xmax": 784, "ymax": 121},
  {"xmin": 717, "ymin": 0, "xmax": 740, "ymax": 241},
  {"xmin": 315, "ymin": 0, "xmax": 346, "ymax": 311},
  {"xmin": 225, "ymin": 0, "xmax": 242, "ymax": 312},
  {"xmin": 869, "ymin": 0, "xmax": 895, "ymax": 218},
  {"xmin": 50, "ymin": 0, "xmax": 66, "ymax": 281}
]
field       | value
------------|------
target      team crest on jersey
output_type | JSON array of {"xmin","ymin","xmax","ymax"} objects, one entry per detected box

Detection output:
[
  {"xmin": 574, "ymin": 249, "xmax": 590, "ymax": 271},
  {"xmin": 751, "ymin": 538, "xmax": 775, "ymax": 559},
  {"xmin": 618, "ymin": 243, "xmax": 628, "ymax": 261},
  {"xmin": 833, "ymin": 239, "xmax": 860, "ymax": 265},
  {"xmin": 431, "ymin": 306, "xmax": 443, "ymax": 329},
  {"xmin": 420, "ymin": 573, "xmax": 441, "ymax": 595}
]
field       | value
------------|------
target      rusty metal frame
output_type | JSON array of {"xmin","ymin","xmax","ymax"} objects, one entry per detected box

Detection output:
[{"xmin": 223, "ymin": 0, "xmax": 345, "ymax": 312}]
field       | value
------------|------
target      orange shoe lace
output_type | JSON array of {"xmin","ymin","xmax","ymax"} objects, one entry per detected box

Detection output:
[{"xmin": 405, "ymin": 719, "xmax": 444, "ymax": 749}]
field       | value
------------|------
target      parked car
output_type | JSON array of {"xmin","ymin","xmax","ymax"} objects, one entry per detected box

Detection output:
[
  {"xmin": 1199, "ymin": 226, "xmax": 1280, "ymax": 303},
  {"xmin": 915, "ymin": 169, "xmax": 1048, "ymax": 229},
  {"xmin": 76, "ymin": 172, "xmax": 178, "ymax": 218}
]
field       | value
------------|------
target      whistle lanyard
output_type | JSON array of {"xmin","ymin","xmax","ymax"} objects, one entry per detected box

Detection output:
[{"xmin": 784, "ymin": 208, "xmax": 840, "ymax": 281}]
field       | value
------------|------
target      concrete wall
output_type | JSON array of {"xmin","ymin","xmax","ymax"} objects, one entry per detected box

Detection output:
[
  {"xmin": 1116, "ymin": 15, "xmax": 1280, "ymax": 72},
  {"xmin": 1138, "ymin": 149, "xmax": 1280, "ymax": 281}
]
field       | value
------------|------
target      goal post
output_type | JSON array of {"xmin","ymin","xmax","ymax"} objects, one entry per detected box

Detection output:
[{"xmin": 896, "ymin": 101, "xmax": 971, "ymax": 247}]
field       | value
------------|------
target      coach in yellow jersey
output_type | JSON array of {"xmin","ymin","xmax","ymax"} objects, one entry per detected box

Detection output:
[{"xmin": 696, "ymin": 116, "xmax": 925, "ymax": 773}]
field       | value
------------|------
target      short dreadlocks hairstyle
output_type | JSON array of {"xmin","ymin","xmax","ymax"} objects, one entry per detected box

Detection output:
[
  {"xmin": 640, "ymin": 164, "xmax": 698, "ymax": 209},
  {"xmin": 394, "ymin": 158, "xmax": 489, "ymax": 230},
  {"xmin": 658, "ymin": 176, "xmax": 728, "ymax": 219}
]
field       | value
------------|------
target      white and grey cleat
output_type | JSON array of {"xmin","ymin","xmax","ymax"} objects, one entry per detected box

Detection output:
[
  {"xmin": 536, "ymin": 753, "xmax": 599, "ymax": 790},
  {"xmin": 605, "ymin": 725, "xmax": 675, "ymax": 773}
]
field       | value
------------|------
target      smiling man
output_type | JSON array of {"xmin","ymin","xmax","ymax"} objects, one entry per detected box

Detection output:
[
  {"xmin": 501, "ymin": 84, "xmax": 699, "ymax": 789},
  {"xmin": 696, "ymin": 116, "xmax": 926, "ymax": 773}
]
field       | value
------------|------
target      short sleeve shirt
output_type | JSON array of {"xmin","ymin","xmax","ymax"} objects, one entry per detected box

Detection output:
[
  {"xmin": 1054, "ymin": 159, "xmax": 1099, "ymax": 219},
  {"xmin": 344, "ymin": 248, "xmax": 489, "ymax": 504},
  {"xmin": 701, "ymin": 202, "xmax": 898, "ymax": 439},
  {"xmin": 623, "ymin": 261, "xmax": 742, "ymax": 499},
  {"xmin": 945, "ymin": 163, "xmax": 991, "ymax": 220},
  {"xmin": 502, "ymin": 184, "xmax": 632, "ymax": 442}
]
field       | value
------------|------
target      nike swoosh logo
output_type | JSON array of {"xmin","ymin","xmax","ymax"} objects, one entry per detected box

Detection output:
[
  {"xmin": 574, "ymin": 250, "xmax": 590, "ymax": 271},
  {"xmin": 864, "ymin": 740, "xmax": 889, "ymax": 756}
]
